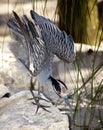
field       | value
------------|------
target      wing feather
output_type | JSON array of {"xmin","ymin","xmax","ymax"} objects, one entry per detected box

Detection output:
[
  {"xmin": 8, "ymin": 11, "xmax": 47, "ymax": 76},
  {"xmin": 30, "ymin": 10, "xmax": 76, "ymax": 63}
]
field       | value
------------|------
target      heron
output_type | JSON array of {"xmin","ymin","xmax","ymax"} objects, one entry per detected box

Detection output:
[{"xmin": 7, "ymin": 10, "xmax": 76, "ymax": 113}]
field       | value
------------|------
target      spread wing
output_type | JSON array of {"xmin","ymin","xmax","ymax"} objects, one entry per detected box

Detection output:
[
  {"xmin": 30, "ymin": 10, "xmax": 76, "ymax": 63},
  {"xmin": 8, "ymin": 11, "xmax": 47, "ymax": 76}
]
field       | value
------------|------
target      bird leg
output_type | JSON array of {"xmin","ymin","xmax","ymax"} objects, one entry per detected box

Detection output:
[
  {"xmin": 18, "ymin": 58, "xmax": 51, "ymax": 113},
  {"xmin": 29, "ymin": 78, "xmax": 51, "ymax": 113},
  {"xmin": 63, "ymin": 96, "xmax": 72, "ymax": 114}
]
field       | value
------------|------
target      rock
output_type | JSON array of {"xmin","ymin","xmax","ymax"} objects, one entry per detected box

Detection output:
[{"xmin": 0, "ymin": 90, "xmax": 69, "ymax": 130}]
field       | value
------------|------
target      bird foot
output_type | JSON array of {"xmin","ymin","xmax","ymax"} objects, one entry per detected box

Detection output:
[{"xmin": 29, "ymin": 90, "xmax": 51, "ymax": 113}]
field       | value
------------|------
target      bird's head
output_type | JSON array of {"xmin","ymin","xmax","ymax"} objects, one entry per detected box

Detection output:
[
  {"xmin": 48, "ymin": 76, "xmax": 72, "ymax": 113},
  {"xmin": 48, "ymin": 76, "xmax": 69, "ymax": 98}
]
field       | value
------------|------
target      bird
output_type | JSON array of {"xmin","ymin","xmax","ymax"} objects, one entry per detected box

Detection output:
[{"xmin": 7, "ymin": 10, "xmax": 76, "ymax": 113}]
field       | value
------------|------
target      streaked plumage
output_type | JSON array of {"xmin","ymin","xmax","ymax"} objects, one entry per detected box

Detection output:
[{"xmin": 7, "ymin": 10, "xmax": 76, "ymax": 112}]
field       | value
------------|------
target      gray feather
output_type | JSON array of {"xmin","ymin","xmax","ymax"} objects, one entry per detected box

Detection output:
[{"xmin": 7, "ymin": 10, "xmax": 76, "ymax": 77}]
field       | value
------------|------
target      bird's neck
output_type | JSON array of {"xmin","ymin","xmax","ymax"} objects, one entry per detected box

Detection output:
[{"xmin": 36, "ymin": 68, "xmax": 52, "ymax": 84}]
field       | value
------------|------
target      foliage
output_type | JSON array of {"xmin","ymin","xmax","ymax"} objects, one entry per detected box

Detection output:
[{"xmin": 57, "ymin": 0, "xmax": 88, "ymax": 43}]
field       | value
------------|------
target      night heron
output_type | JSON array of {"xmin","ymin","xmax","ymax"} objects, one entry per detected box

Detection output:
[{"xmin": 7, "ymin": 10, "xmax": 76, "ymax": 113}]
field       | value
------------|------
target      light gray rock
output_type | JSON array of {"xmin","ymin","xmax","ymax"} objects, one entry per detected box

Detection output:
[{"xmin": 0, "ymin": 90, "xmax": 69, "ymax": 130}]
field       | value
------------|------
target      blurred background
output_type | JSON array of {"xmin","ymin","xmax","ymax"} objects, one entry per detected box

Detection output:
[
  {"xmin": 0, "ymin": 0, "xmax": 103, "ymax": 44},
  {"xmin": 0, "ymin": 0, "xmax": 103, "ymax": 130}
]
